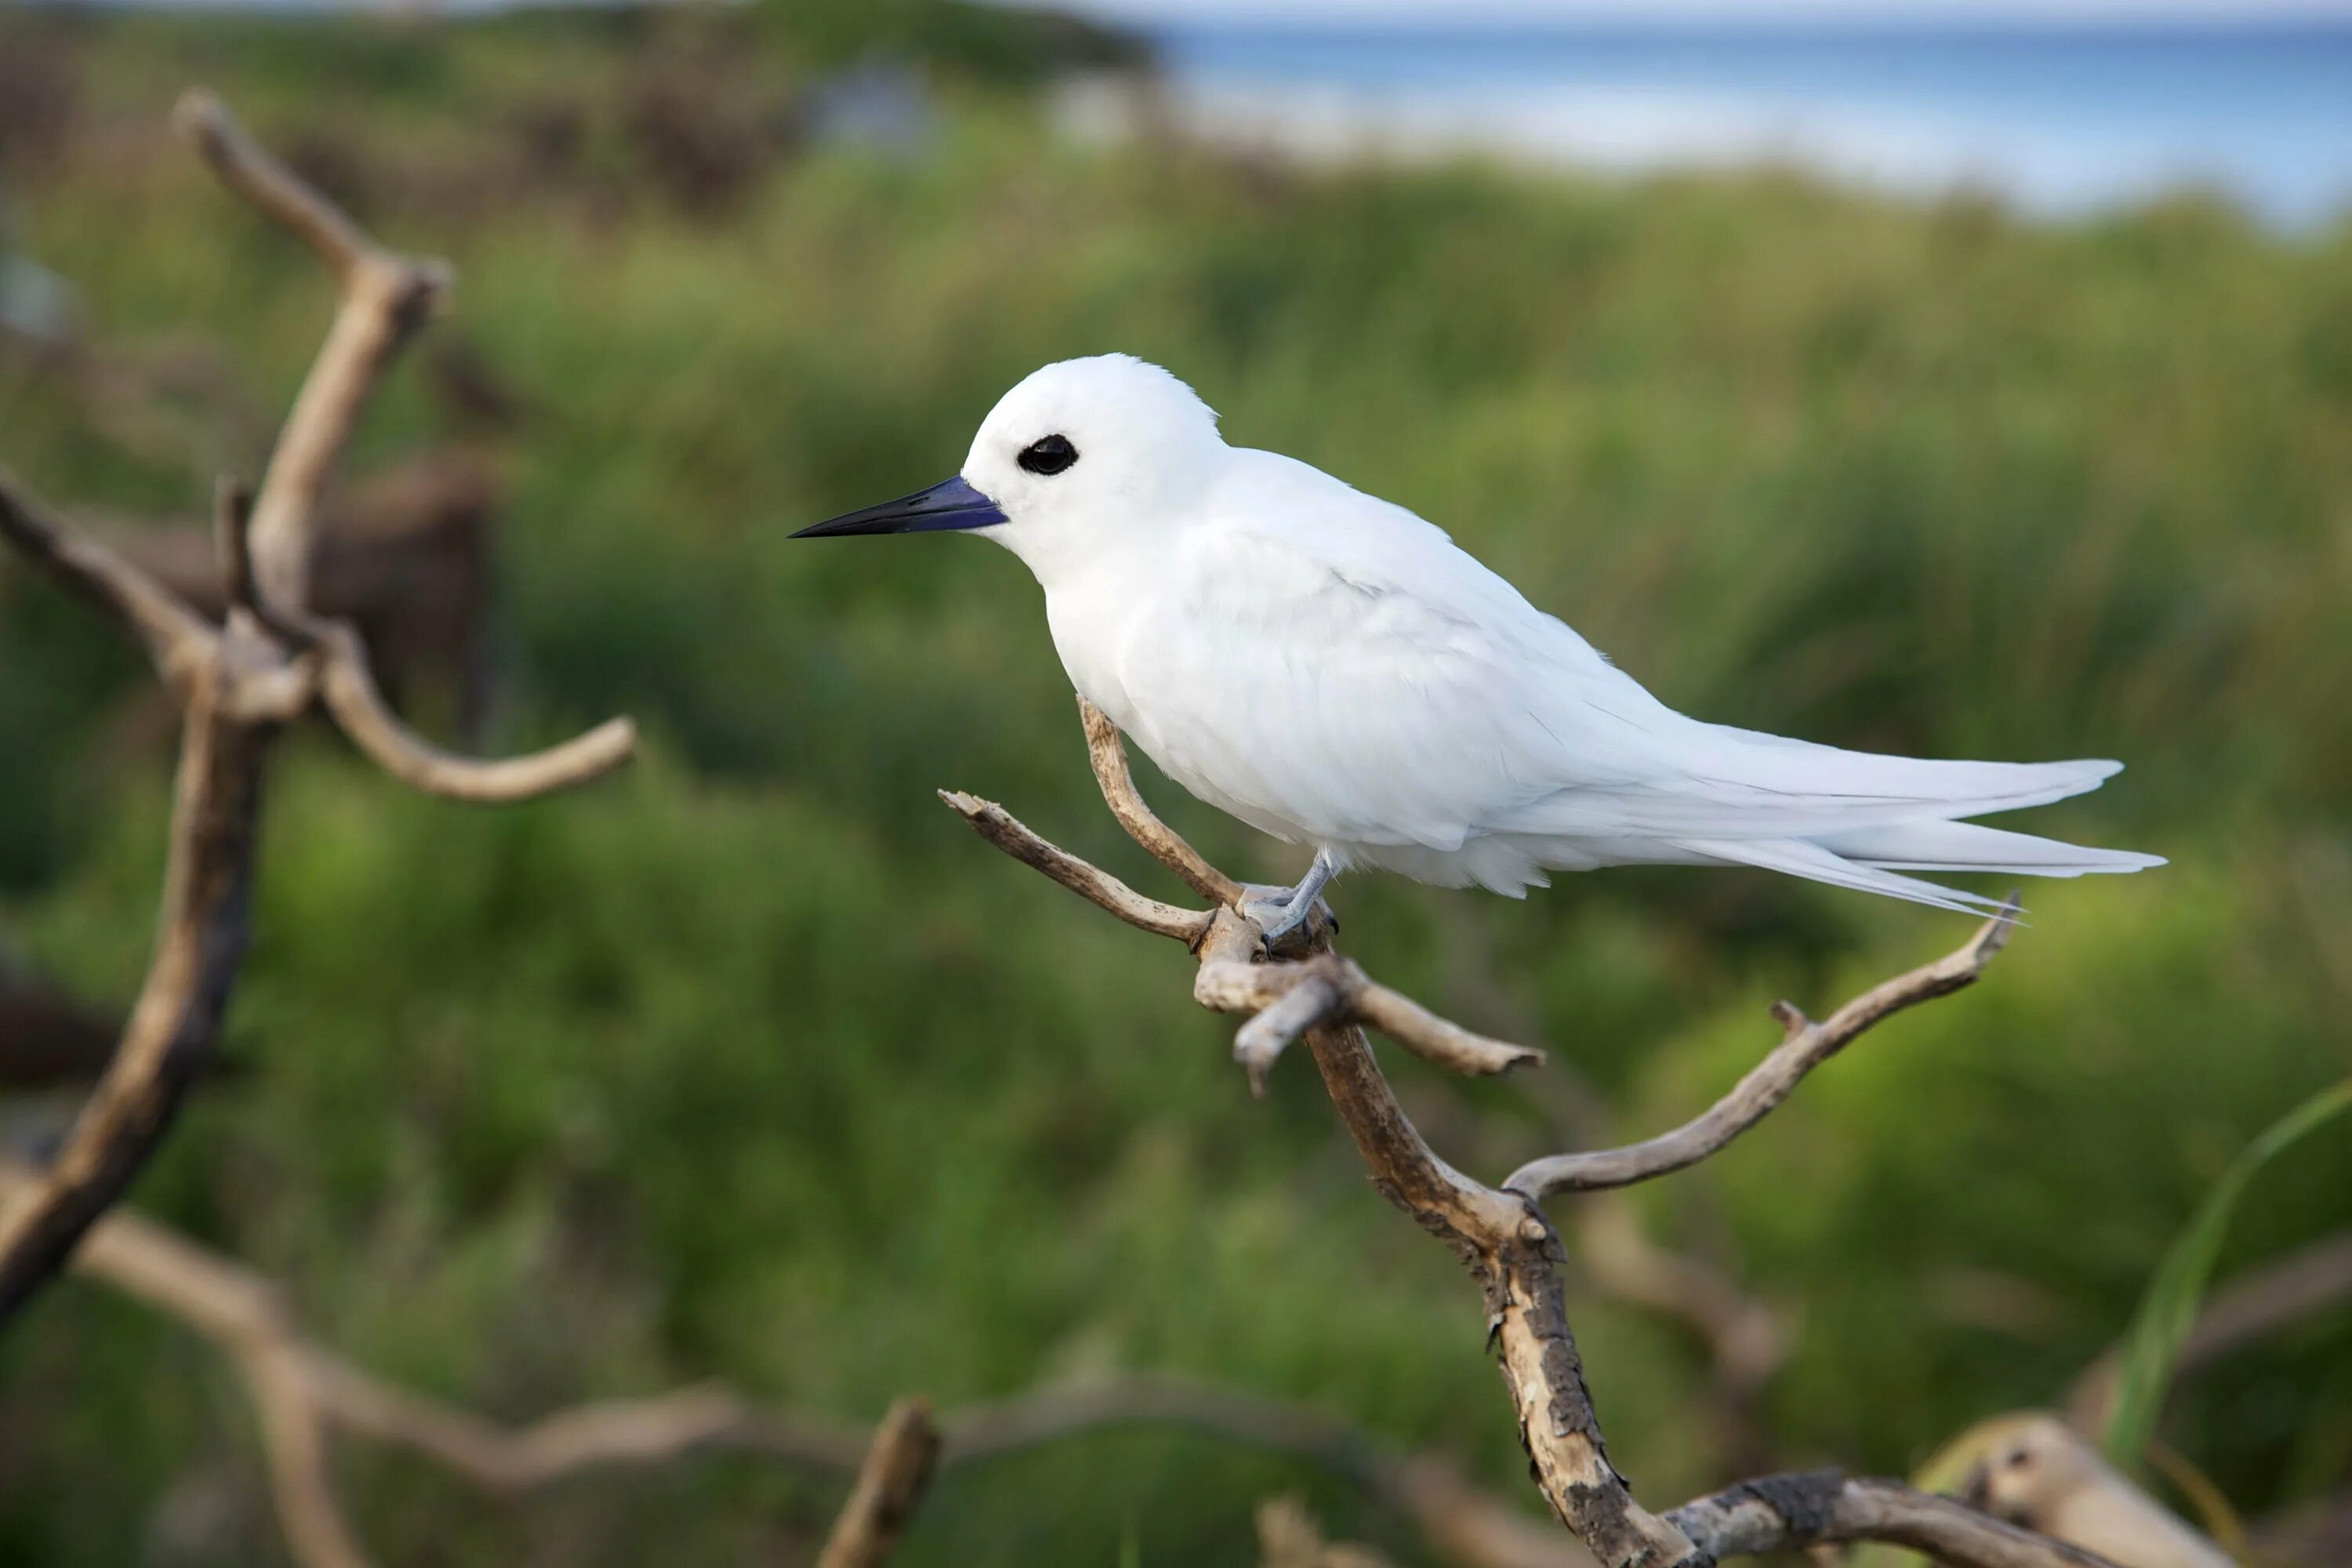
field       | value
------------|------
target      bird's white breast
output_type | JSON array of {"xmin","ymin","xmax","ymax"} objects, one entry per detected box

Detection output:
[{"xmin": 1040, "ymin": 538, "xmax": 1320, "ymax": 844}]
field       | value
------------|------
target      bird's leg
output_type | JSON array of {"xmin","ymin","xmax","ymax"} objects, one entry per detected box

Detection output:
[{"xmin": 1240, "ymin": 848, "xmax": 1340, "ymax": 950}]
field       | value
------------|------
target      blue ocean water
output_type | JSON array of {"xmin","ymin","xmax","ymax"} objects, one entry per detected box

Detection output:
[{"xmin": 1140, "ymin": 23, "xmax": 2352, "ymax": 227}]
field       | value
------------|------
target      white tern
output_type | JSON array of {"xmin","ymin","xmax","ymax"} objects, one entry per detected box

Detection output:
[{"xmin": 798, "ymin": 354, "xmax": 2160, "ymax": 941}]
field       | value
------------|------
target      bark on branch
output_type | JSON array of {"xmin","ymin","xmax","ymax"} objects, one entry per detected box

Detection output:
[
  {"xmin": 1666, "ymin": 1472, "xmax": 2118, "ymax": 1566},
  {"xmin": 946, "ymin": 704, "xmax": 2100, "ymax": 1568},
  {"xmin": 0, "ymin": 90, "xmax": 634, "ymax": 1325}
]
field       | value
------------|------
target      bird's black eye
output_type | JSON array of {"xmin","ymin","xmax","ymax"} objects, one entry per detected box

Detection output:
[{"xmin": 1018, "ymin": 434, "xmax": 1079, "ymax": 476}]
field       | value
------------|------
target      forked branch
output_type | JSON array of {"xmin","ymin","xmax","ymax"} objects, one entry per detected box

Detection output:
[
  {"xmin": 0, "ymin": 90, "xmax": 634, "ymax": 1324},
  {"xmin": 173, "ymin": 88, "xmax": 452, "ymax": 612},
  {"xmin": 946, "ymin": 703, "xmax": 2100, "ymax": 1568},
  {"xmin": 0, "ymin": 474, "xmax": 216, "ymax": 677},
  {"xmin": 943, "ymin": 722, "xmax": 1541, "ymax": 1094}
]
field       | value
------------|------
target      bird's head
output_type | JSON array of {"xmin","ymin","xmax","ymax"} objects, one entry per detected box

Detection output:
[{"xmin": 793, "ymin": 354, "xmax": 1225, "ymax": 578}]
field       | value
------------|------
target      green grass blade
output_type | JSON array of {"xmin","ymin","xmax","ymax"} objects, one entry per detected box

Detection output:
[{"xmin": 2102, "ymin": 1079, "xmax": 2352, "ymax": 1467}]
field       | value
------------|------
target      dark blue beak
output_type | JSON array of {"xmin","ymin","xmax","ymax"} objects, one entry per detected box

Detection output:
[{"xmin": 793, "ymin": 475, "xmax": 1007, "ymax": 538}]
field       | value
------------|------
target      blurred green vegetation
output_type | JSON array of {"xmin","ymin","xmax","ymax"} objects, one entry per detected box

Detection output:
[{"xmin": 1, "ymin": 5, "xmax": 2348, "ymax": 1565}]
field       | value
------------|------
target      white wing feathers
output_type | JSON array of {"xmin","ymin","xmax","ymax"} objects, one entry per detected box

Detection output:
[{"xmin": 1111, "ymin": 448, "xmax": 2159, "ymax": 909}]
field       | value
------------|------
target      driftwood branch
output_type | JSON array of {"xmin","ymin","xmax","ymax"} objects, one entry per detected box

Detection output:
[
  {"xmin": 0, "ymin": 90, "xmax": 634, "ymax": 1325},
  {"xmin": 947, "ymin": 707, "xmax": 2100, "ymax": 1568}
]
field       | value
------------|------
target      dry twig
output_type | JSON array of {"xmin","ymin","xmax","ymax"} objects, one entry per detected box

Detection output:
[
  {"xmin": 944, "ymin": 698, "xmax": 2104, "ymax": 1568},
  {"xmin": 0, "ymin": 90, "xmax": 634, "ymax": 1323}
]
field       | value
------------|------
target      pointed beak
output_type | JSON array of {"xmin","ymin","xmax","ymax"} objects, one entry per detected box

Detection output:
[{"xmin": 792, "ymin": 475, "xmax": 1007, "ymax": 538}]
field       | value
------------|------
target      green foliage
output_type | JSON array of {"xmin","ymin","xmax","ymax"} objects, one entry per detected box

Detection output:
[
  {"xmin": 1, "ymin": 8, "xmax": 2348, "ymax": 1565},
  {"xmin": 2103, "ymin": 1080, "xmax": 2352, "ymax": 1469}
]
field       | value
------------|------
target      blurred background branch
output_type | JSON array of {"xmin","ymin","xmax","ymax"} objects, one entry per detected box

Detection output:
[{"xmin": 0, "ymin": 91, "xmax": 633, "ymax": 1326}]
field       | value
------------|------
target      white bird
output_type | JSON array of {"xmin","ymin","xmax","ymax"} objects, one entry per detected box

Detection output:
[{"xmin": 798, "ymin": 355, "xmax": 2160, "ymax": 942}]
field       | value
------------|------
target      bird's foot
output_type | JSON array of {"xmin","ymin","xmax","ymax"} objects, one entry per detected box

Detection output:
[
  {"xmin": 1238, "ymin": 850, "xmax": 1341, "ymax": 956},
  {"xmin": 1238, "ymin": 885, "xmax": 1314, "ymax": 951}
]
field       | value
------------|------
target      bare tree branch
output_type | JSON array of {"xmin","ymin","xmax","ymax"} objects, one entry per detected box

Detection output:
[
  {"xmin": 0, "ymin": 91, "xmax": 635, "ymax": 1323},
  {"xmin": 1079, "ymin": 695, "xmax": 1245, "ymax": 906},
  {"xmin": 214, "ymin": 477, "xmax": 262, "ymax": 615},
  {"xmin": 1504, "ymin": 907, "xmax": 2013, "ymax": 1200},
  {"xmin": 6, "ymin": 1158, "xmax": 868, "ymax": 1568},
  {"xmin": 942, "ymin": 790, "xmax": 1541, "ymax": 1091},
  {"xmin": 1196, "ymin": 943, "xmax": 1544, "ymax": 1091},
  {"xmin": 318, "ymin": 1370, "xmax": 866, "ymax": 1484},
  {"xmin": 169, "ymin": 89, "xmax": 630, "ymax": 798},
  {"xmin": 173, "ymin": 89, "xmax": 451, "ymax": 612},
  {"xmin": 0, "ymin": 671, "xmax": 275, "ymax": 1318},
  {"xmin": 246, "ymin": 1338, "xmax": 376, "ymax": 1568},
  {"xmin": 1665, "ymin": 1472, "xmax": 2120, "ymax": 1568},
  {"xmin": 314, "ymin": 623, "xmax": 636, "ymax": 802},
  {"xmin": 938, "ymin": 790, "xmax": 1213, "ymax": 944},
  {"xmin": 947, "ymin": 710, "xmax": 2099, "ymax": 1568},
  {"xmin": 817, "ymin": 1399, "xmax": 942, "ymax": 1568},
  {"xmin": 0, "ymin": 469, "xmax": 217, "ymax": 676},
  {"xmin": 172, "ymin": 88, "xmax": 379, "ymax": 281}
]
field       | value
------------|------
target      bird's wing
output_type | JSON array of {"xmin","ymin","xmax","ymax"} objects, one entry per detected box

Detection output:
[
  {"xmin": 1114, "ymin": 450, "xmax": 1680, "ymax": 851},
  {"xmin": 1120, "ymin": 448, "xmax": 2125, "ymax": 852}
]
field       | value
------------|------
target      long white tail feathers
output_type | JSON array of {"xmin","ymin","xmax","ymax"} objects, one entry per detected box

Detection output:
[
  {"xmin": 1814, "ymin": 820, "xmax": 2165, "ymax": 876},
  {"xmin": 1671, "ymin": 836, "xmax": 2023, "ymax": 917},
  {"xmin": 1673, "ymin": 817, "xmax": 2162, "ymax": 919},
  {"xmin": 1650, "ymin": 739, "xmax": 2162, "ymax": 916}
]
